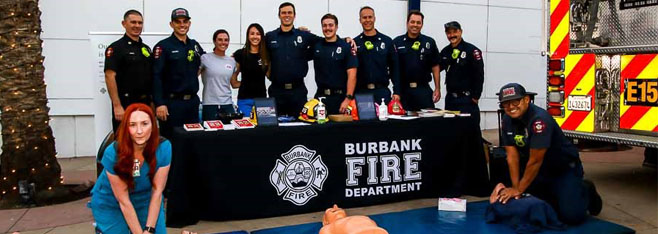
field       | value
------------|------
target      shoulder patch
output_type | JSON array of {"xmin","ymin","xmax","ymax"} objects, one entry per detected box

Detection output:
[
  {"xmin": 473, "ymin": 49, "xmax": 482, "ymax": 61},
  {"xmin": 533, "ymin": 119, "xmax": 546, "ymax": 134},
  {"xmin": 154, "ymin": 46, "xmax": 162, "ymax": 59},
  {"xmin": 106, "ymin": 47, "xmax": 113, "ymax": 57}
]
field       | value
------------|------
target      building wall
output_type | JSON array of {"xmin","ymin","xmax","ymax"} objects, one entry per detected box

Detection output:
[{"xmin": 30, "ymin": 0, "xmax": 546, "ymax": 157}]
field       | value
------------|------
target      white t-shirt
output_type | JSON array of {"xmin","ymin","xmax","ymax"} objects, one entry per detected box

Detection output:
[{"xmin": 200, "ymin": 53, "xmax": 236, "ymax": 105}]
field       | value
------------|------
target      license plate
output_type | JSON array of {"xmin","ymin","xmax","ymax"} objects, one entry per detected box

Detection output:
[{"xmin": 567, "ymin": 95, "xmax": 592, "ymax": 111}]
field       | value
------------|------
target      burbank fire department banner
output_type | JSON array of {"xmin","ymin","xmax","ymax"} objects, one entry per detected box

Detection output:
[{"xmin": 165, "ymin": 118, "xmax": 489, "ymax": 227}]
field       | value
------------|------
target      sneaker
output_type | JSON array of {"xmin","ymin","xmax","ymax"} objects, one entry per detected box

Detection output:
[{"xmin": 584, "ymin": 179, "xmax": 602, "ymax": 216}]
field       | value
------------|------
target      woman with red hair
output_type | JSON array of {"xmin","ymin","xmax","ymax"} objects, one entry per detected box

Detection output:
[{"xmin": 89, "ymin": 103, "xmax": 170, "ymax": 234}]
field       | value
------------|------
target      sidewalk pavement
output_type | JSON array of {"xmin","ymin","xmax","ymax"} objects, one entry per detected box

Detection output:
[{"xmin": 0, "ymin": 129, "xmax": 655, "ymax": 234}]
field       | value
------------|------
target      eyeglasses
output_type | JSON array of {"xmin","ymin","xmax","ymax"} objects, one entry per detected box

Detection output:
[{"xmin": 501, "ymin": 99, "xmax": 522, "ymax": 108}]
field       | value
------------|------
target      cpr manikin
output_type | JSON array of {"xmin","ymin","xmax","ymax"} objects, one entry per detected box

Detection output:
[{"xmin": 319, "ymin": 204, "xmax": 388, "ymax": 234}]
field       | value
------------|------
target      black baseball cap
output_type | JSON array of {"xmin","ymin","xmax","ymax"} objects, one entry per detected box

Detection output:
[
  {"xmin": 444, "ymin": 21, "xmax": 461, "ymax": 31},
  {"xmin": 171, "ymin": 8, "xmax": 190, "ymax": 21},
  {"xmin": 496, "ymin": 83, "xmax": 537, "ymax": 102}
]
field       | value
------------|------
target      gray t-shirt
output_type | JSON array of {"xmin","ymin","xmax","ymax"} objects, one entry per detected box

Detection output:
[{"xmin": 200, "ymin": 53, "xmax": 236, "ymax": 105}]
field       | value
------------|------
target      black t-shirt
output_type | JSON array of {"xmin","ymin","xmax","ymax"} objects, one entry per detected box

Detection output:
[{"xmin": 233, "ymin": 48, "xmax": 267, "ymax": 99}]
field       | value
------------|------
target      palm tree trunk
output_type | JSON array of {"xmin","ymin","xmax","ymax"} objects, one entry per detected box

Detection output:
[{"xmin": 0, "ymin": 0, "xmax": 63, "ymax": 206}]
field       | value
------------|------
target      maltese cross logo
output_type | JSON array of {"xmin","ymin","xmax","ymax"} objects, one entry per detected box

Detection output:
[{"xmin": 270, "ymin": 145, "xmax": 328, "ymax": 206}]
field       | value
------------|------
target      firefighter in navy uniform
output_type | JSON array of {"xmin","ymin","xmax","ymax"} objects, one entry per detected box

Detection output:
[
  {"xmin": 440, "ymin": 21, "xmax": 484, "ymax": 124},
  {"xmin": 353, "ymin": 6, "xmax": 400, "ymax": 104},
  {"xmin": 497, "ymin": 83, "xmax": 603, "ymax": 224},
  {"xmin": 265, "ymin": 2, "xmax": 323, "ymax": 117},
  {"xmin": 104, "ymin": 10, "xmax": 153, "ymax": 132},
  {"xmin": 153, "ymin": 8, "xmax": 205, "ymax": 138},
  {"xmin": 393, "ymin": 11, "xmax": 441, "ymax": 111},
  {"xmin": 312, "ymin": 14, "xmax": 358, "ymax": 114}
]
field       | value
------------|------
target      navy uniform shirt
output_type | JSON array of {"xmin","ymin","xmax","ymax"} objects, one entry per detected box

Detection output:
[
  {"xmin": 392, "ymin": 33, "xmax": 440, "ymax": 84},
  {"xmin": 152, "ymin": 34, "xmax": 205, "ymax": 106},
  {"xmin": 312, "ymin": 37, "xmax": 358, "ymax": 89},
  {"xmin": 265, "ymin": 27, "xmax": 322, "ymax": 85},
  {"xmin": 104, "ymin": 34, "xmax": 153, "ymax": 95},
  {"xmin": 354, "ymin": 31, "xmax": 401, "ymax": 94},
  {"xmin": 501, "ymin": 103, "xmax": 581, "ymax": 177},
  {"xmin": 439, "ymin": 40, "xmax": 484, "ymax": 99}
]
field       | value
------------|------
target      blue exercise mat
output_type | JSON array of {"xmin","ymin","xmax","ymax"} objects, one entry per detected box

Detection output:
[{"xmin": 251, "ymin": 201, "xmax": 634, "ymax": 234}]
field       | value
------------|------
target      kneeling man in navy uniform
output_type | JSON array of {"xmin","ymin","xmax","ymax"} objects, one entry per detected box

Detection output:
[{"xmin": 496, "ymin": 83, "xmax": 602, "ymax": 224}]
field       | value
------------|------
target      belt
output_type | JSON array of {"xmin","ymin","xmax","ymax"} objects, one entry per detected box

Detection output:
[
  {"xmin": 320, "ymin": 89, "xmax": 344, "ymax": 96},
  {"xmin": 273, "ymin": 81, "xmax": 304, "ymax": 90},
  {"xmin": 450, "ymin": 91, "xmax": 471, "ymax": 98},
  {"xmin": 168, "ymin": 93, "xmax": 194, "ymax": 100},
  {"xmin": 408, "ymin": 82, "xmax": 420, "ymax": 88},
  {"xmin": 122, "ymin": 93, "xmax": 150, "ymax": 100},
  {"xmin": 365, "ymin": 83, "xmax": 387, "ymax": 90}
]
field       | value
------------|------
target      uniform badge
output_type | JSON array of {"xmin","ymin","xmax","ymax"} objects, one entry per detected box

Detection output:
[
  {"xmin": 258, "ymin": 59, "xmax": 263, "ymax": 66},
  {"xmin": 105, "ymin": 47, "xmax": 114, "ymax": 57},
  {"xmin": 533, "ymin": 120, "xmax": 546, "ymax": 134},
  {"xmin": 514, "ymin": 135, "xmax": 526, "ymax": 147},
  {"xmin": 336, "ymin": 47, "xmax": 342, "ymax": 54},
  {"xmin": 297, "ymin": 35, "xmax": 303, "ymax": 43},
  {"xmin": 451, "ymin": 49, "xmax": 460, "ymax": 59},
  {"xmin": 460, "ymin": 51, "xmax": 466, "ymax": 59},
  {"xmin": 154, "ymin": 47, "xmax": 162, "ymax": 59},
  {"xmin": 194, "ymin": 44, "xmax": 199, "ymax": 53},
  {"xmin": 364, "ymin": 41, "xmax": 374, "ymax": 50},
  {"xmin": 474, "ymin": 49, "xmax": 482, "ymax": 61},
  {"xmin": 411, "ymin": 41, "xmax": 421, "ymax": 50},
  {"xmin": 141, "ymin": 47, "xmax": 150, "ymax": 57},
  {"xmin": 380, "ymin": 42, "xmax": 385, "ymax": 50},
  {"xmin": 270, "ymin": 145, "xmax": 328, "ymax": 206},
  {"xmin": 225, "ymin": 64, "xmax": 233, "ymax": 70},
  {"xmin": 425, "ymin": 42, "xmax": 430, "ymax": 49},
  {"xmin": 187, "ymin": 50, "xmax": 194, "ymax": 62}
]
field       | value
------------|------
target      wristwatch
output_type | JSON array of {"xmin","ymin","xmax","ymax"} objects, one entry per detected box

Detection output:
[
  {"xmin": 144, "ymin": 226, "xmax": 156, "ymax": 233},
  {"xmin": 346, "ymin": 94, "xmax": 355, "ymax": 100}
]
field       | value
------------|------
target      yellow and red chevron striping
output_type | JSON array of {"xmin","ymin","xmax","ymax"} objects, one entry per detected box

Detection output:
[
  {"xmin": 620, "ymin": 106, "xmax": 651, "ymax": 129},
  {"xmin": 620, "ymin": 54, "xmax": 656, "ymax": 91},
  {"xmin": 620, "ymin": 54, "xmax": 658, "ymax": 132},
  {"xmin": 550, "ymin": 0, "xmax": 569, "ymax": 34},
  {"xmin": 554, "ymin": 36, "xmax": 569, "ymax": 59},
  {"xmin": 565, "ymin": 54, "xmax": 595, "ymax": 95},
  {"xmin": 556, "ymin": 54, "xmax": 596, "ymax": 132},
  {"xmin": 549, "ymin": 0, "xmax": 570, "ymax": 58}
]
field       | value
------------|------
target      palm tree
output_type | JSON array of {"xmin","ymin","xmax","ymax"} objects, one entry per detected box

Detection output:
[{"xmin": 0, "ymin": 0, "xmax": 64, "ymax": 206}]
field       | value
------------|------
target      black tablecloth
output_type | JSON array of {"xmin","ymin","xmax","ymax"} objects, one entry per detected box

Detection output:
[{"xmin": 166, "ymin": 117, "xmax": 489, "ymax": 227}]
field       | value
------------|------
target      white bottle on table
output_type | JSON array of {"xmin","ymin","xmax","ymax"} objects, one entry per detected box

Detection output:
[
  {"xmin": 378, "ymin": 98, "xmax": 388, "ymax": 121},
  {"xmin": 317, "ymin": 97, "xmax": 327, "ymax": 124}
]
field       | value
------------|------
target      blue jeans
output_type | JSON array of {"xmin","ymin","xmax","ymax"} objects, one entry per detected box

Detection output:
[
  {"xmin": 202, "ymin": 104, "xmax": 235, "ymax": 121},
  {"xmin": 237, "ymin": 99, "xmax": 255, "ymax": 118}
]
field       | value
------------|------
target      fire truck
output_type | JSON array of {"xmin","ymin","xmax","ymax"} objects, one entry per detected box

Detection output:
[{"xmin": 546, "ymin": 0, "xmax": 657, "ymax": 163}]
